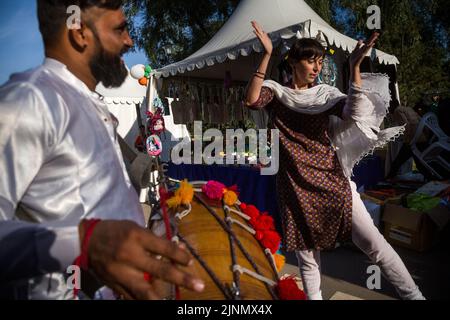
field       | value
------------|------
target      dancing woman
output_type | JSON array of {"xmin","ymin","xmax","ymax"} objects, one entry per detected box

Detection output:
[{"xmin": 245, "ymin": 21, "xmax": 425, "ymax": 300}]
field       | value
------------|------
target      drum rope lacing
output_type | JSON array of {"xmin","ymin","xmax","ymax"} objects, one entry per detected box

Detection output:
[
  {"xmin": 158, "ymin": 179, "xmax": 280, "ymax": 300},
  {"xmin": 188, "ymin": 193, "xmax": 279, "ymax": 300},
  {"xmin": 223, "ymin": 205, "xmax": 251, "ymax": 220},
  {"xmin": 224, "ymin": 217, "xmax": 256, "ymax": 235},
  {"xmin": 224, "ymin": 204, "xmax": 241, "ymax": 299},
  {"xmin": 174, "ymin": 203, "xmax": 192, "ymax": 220},
  {"xmin": 178, "ymin": 234, "xmax": 234, "ymax": 299},
  {"xmin": 232, "ymin": 265, "xmax": 277, "ymax": 287}
]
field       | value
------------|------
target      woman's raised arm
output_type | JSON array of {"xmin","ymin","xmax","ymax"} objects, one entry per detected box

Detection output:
[
  {"xmin": 245, "ymin": 21, "xmax": 273, "ymax": 105},
  {"xmin": 349, "ymin": 31, "xmax": 379, "ymax": 88}
]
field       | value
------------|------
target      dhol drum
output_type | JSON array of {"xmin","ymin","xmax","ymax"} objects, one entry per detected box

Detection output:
[{"xmin": 149, "ymin": 183, "xmax": 279, "ymax": 300}]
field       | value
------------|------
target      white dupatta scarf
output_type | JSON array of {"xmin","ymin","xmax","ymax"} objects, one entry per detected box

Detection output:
[{"xmin": 263, "ymin": 73, "xmax": 405, "ymax": 178}]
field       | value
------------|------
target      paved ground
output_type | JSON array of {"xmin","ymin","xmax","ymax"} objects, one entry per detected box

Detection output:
[
  {"xmin": 282, "ymin": 228, "xmax": 450, "ymax": 300},
  {"xmin": 280, "ymin": 263, "xmax": 396, "ymax": 300},
  {"xmin": 144, "ymin": 203, "xmax": 450, "ymax": 300}
]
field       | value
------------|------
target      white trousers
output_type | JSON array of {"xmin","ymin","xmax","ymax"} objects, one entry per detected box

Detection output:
[{"xmin": 295, "ymin": 180, "xmax": 425, "ymax": 300}]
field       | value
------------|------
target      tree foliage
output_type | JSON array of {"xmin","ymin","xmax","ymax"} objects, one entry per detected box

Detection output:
[
  {"xmin": 307, "ymin": 0, "xmax": 449, "ymax": 106},
  {"xmin": 126, "ymin": 0, "xmax": 449, "ymax": 107},
  {"xmin": 124, "ymin": 0, "xmax": 239, "ymax": 68}
]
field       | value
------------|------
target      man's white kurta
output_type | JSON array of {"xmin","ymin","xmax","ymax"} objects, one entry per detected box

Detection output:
[{"xmin": 0, "ymin": 58, "xmax": 144, "ymax": 298}]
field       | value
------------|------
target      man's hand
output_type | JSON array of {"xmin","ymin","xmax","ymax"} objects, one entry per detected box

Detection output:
[{"xmin": 81, "ymin": 220, "xmax": 205, "ymax": 299}]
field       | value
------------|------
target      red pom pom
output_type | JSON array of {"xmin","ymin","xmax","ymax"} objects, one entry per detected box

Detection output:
[
  {"xmin": 242, "ymin": 204, "xmax": 260, "ymax": 221},
  {"xmin": 252, "ymin": 213, "xmax": 275, "ymax": 231},
  {"xmin": 227, "ymin": 184, "xmax": 239, "ymax": 196},
  {"xmin": 239, "ymin": 203, "xmax": 247, "ymax": 210},
  {"xmin": 255, "ymin": 230, "xmax": 264, "ymax": 240},
  {"xmin": 260, "ymin": 230, "xmax": 281, "ymax": 254},
  {"xmin": 276, "ymin": 277, "xmax": 307, "ymax": 300}
]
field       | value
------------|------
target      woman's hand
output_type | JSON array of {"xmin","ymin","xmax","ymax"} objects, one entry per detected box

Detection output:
[
  {"xmin": 349, "ymin": 32, "xmax": 379, "ymax": 87},
  {"xmin": 349, "ymin": 32, "xmax": 379, "ymax": 70},
  {"xmin": 251, "ymin": 21, "xmax": 272, "ymax": 56},
  {"xmin": 246, "ymin": 21, "xmax": 272, "ymax": 106}
]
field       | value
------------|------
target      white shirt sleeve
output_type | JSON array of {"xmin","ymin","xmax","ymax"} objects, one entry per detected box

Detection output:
[
  {"xmin": 342, "ymin": 83, "xmax": 374, "ymax": 120},
  {"xmin": 0, "ymin": 82, "xmax": 80, "ymax": 279}
]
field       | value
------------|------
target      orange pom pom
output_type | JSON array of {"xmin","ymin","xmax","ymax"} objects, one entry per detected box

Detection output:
[
  {"xmin": 223, "ymin": 190, "xmax": 238, "ymax": 206},
  {"xmin": 167, "ymin": 195, "xmax": 181, "ymax": 209},
  {"xmin": 177, "ymin": 179, "xmax": 194, "ymax": 205},
  {"xmin": 274, "ymin": 253, "xmax": 285, "ymax": 272},
  {"xmin": 139, "ymin": 77, "xmax": 148, "ymax": 86}
]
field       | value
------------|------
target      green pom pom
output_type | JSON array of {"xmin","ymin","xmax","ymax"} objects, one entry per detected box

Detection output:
[
  {"xmin": 145, "ymin": 65, "xmax": 152, "ymax": 73},
  {"xmin": 144, "ymin": 71, "xmax": 150, "ymax": 77}
]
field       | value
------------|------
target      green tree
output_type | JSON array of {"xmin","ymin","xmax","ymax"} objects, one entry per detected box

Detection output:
[
  {"xmin": 336, "ymin": 0, "xmax": 449, "ymax": 106},
  {"xmin": 124, "ymin": 0, "xmax": 239, "ymax": 68},
  {"xmin": 126, "ymin": 0, "xmax": 449, "ymax": 106},
  {"xmin": 305, "ymin": 0, "xmax": 334, "ymax": 25}
]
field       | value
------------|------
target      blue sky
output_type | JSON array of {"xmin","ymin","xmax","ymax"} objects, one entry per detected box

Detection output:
[{"xmin": 0, "ymin": 0, "xmax": 148, "ymax": 86}]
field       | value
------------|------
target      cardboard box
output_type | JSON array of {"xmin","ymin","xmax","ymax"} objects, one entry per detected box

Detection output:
[
  {"xmin": 382, "ymin": 204, "xmax": 450, "ymax": 252},
  {"xmin": 384, "ymin": 195, "xmax": 404, "ymax": 205},
  {"xmin": 361, "ymin": 191, "xmax": 406, "ymax": 206},
  {"xmin": 360, "ymin": 193, "xmax": 386, "ymax": 206}
]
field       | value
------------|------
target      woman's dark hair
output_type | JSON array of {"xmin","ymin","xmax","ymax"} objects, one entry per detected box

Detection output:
[
  {"xmin": 37, "ymin": 0, "xmax": 123, "ymax": 47},
  {"xmin": 287, "ymin": 38, "xmax": 325, "ymax": 65},
  {"xmin": 278, "ymin": 38, "xmax": 325, "ymax": 84}
]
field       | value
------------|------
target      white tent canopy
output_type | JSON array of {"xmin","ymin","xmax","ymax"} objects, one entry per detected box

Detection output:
[
  {"xmin": 96, "ymin": 68, "xmax": 147, "ymax": 105},
  {"xmin": 96, "ymin": 69, "xmax": 190, "ymax": 152},
  {"xmin": 96, "ymin": 70, "xmax": 147, "ymax": 146},
  {"xmin": 155, "ymin": 0, "xmax": 399, "ymax": 80}
]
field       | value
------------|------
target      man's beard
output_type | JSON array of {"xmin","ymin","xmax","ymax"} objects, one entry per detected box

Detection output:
[{"xmin": 90, "ymin": 40, "xmax": 128, "ymax": 88}]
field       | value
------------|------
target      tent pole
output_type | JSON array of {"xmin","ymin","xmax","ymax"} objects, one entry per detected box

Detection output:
[
  {"xmin": 394, "ymin": 64, "xmax": 401, "ymax": 106},
  {"xmin": 146, "ymin": 74, "xmax": 155, "ymax": 113}
]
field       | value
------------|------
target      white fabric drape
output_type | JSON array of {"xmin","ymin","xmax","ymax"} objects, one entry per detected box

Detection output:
[{"xmin": 263, "ymin": 73, "xmax": 405, "ymax": 177}]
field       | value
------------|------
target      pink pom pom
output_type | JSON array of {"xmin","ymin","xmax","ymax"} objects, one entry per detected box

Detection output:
[{"xmin": 202, "ymin": 180, "xmax": 226, "ymax": 200}]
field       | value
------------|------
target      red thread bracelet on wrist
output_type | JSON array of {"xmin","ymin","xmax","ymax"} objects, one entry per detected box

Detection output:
[
  {"xmin": 74, "ymin": 219, "xmax": 101, "ymax": 270},
  {"xmin": 73, "ymin": 219, "xmax": 101, "ymax": 299}
]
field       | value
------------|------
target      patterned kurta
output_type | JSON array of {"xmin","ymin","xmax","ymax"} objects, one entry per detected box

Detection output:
[{"xmin": 252, "ymin": 86, "xmax": 352, "ymax": 251}]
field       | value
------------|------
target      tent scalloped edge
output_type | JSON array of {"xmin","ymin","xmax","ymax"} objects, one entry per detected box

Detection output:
[
  {"xmin": 103, "ymin": 96, "xmax": 144, "ymax": 105},
  {"xmin": 155, "ymin": 23, "xmax": 399, "ymax": 79}
]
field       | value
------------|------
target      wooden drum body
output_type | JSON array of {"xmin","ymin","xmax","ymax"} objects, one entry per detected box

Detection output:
[{"xmin": 151, "ymin": 191, "xmax": 278, "ymax": 300}]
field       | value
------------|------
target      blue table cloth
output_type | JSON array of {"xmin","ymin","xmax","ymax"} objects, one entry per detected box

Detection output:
[
  {"xmin": 167, "ymin": 163, "xmax": 282, "ymax": 231},
  {"xmin": 167, "ymin": 155, "xmax": 384, "ymax": 233}
]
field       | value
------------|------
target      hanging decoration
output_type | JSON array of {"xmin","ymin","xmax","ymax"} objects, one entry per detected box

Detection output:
[
  {"xmin": 146, "ymin": 109, "xmax": 165, "ymax": 136},
  {"xmin": 145, "ymin": 95, "xmax": 166, "ymax": 136},
  {"xmin": 131, "ymin": 64, "xmax": 153, "ymax": 86},
  {"xmin": 317, "ymin": 53, "xmax": 338, "ymax": 87},
  {"xmin": 146, "ymin": 134, "xmax": 162, "ymax": 157},
  {"xmin": 134, "ymin": 61, "xmax": 180, "ymax": 299}
]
